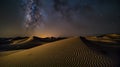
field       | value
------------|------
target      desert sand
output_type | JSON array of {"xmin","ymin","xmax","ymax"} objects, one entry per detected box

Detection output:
[{"xmin": 0, "ymin": 37, "xmax": 115, "ymax": 67}]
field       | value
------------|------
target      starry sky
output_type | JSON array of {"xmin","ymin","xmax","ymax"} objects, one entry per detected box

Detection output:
[{"xmin": 0, "ymin": 0, "xmax": 120, "ymax": 37}]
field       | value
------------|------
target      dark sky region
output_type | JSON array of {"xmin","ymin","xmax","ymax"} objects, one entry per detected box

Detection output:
[{"xmin": 0, "ymin": 0, "xmax": 120, "ymax": 37}]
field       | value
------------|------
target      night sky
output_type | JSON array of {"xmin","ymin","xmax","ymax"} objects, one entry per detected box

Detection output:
[{"xmin": 0, "ymin": 0, "xmax": 120, "ymax": 37}]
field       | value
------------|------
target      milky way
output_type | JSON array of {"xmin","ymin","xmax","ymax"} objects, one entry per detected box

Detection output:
[
  {"xmin": 18, "ymin": 0, "xmax": 120, "ymax": 37},
  {"xmin": 21, "ymin": 0, "xmax": 43, "ymax": 31}
]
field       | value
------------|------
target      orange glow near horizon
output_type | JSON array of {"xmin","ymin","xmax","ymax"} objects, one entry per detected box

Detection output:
[
  {"xmin": 33, "ymin": 30, "xmax": 61, "ymax": 38},
  {"xmin": 38, "ymin": 34, "xmax": 53, "ymax": 38},
  {"xmin": 33, "ymin": 33, "xmax": 57, "ymax": 38}
]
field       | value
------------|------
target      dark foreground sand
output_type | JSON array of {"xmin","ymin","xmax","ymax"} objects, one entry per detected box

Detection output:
[{"xmin": 0, "ymin": 37, "xmax": 118, "ymax": 67}]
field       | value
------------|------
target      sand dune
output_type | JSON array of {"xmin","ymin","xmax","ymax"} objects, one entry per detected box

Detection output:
[
  {"xmin": 11, "ymin": 37, "xmax": 33, "ymax": 45},
  {"xmin": 0, "ymin": 36, "xmax": 65, "ymax": 51},
  {"xmin": 0, "ymin": 37, "xmax": 114, "ymax": 67},
  {"xmin": 86, "ymin": 34, "xmax": 120, "ymax": 44}
]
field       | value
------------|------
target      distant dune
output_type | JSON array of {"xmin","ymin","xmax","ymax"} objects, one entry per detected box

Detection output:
[
  {"xmin": 85, "ymin": 34, "xmax": 120, "ymax": 46},
  {"xmin": 11, "ymin": 37, "xmax": 33, "ymax": 45},
  {"xmin": 0, "ymin": 36, "xmax": 65, "ymax": 51},
  {"xmin": 0, "ymin": 37, "xmax": 115, "ymax": 67}
]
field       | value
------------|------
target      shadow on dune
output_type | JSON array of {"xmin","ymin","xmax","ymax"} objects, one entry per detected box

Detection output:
[{"xmin": 80, "ymin": 36, "xmax": 120, "ymax": 67}]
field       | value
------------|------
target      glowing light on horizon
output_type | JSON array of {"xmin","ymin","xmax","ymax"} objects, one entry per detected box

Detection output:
[{"xmin": 35, "ymin": 33, "xmax": 55, "ymax": 38}]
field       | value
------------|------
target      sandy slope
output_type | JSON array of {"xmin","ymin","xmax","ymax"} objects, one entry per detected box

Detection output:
[
  {"xmin": 0, "ymin": 50, "xmax": 23, "ymax": 57},
  {"xmin": 0, "ymin": 37, "xmax": 113, "ymax": 67}
]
